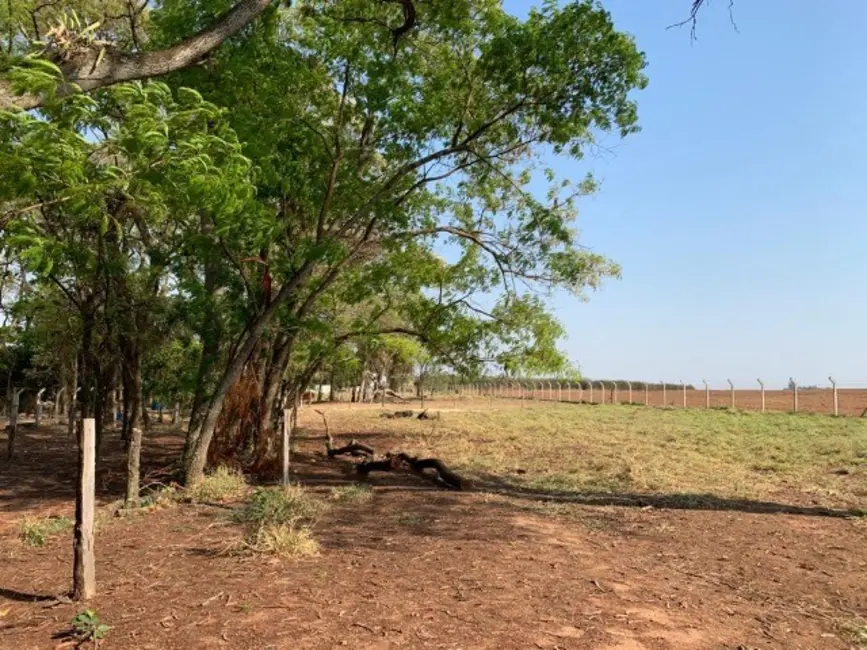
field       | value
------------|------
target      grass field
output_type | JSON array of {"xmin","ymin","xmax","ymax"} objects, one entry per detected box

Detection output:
[
  {"xmin": 1, "ymin": 400, "xmax": 865, "ymax": 649},
  {"xmin": 309, "ymin": 401, "xmax": 867, "ymax": 510}
]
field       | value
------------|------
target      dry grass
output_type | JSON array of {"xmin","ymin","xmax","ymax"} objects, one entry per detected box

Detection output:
[
  {"xmin": 233, "ymin": 485, "xmax": 325, "ymax": 558},
  {"xmin": 306, "ymin": 402, "xmax": 867, "ymax": 509},
  {"xmin": 186, "ymin": 466, "xmax": 247, "ymax": 504},
  {"xmin": 19, "ymin": 515, "xmax": 72, "ymax": 547}
]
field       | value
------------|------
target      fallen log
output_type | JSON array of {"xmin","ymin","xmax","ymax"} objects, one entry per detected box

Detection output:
[
  {"xmin": 380, "ymin": 410, "xmax": 414, "ymax": 419},
  {"xmin": 356, "ymin": 456, "xmax": 401, "ymax": 475},
  {"xmin": 395, "ymin": 452, "xmax": 464, "ymax": 490},
  {"xmin": 328, "ymin": 440, "xmax": 375, "ymax": 459}
]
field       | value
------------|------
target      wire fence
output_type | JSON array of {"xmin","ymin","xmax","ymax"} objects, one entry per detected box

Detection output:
[{"xmin": 443, "ymin": 380, "xmax": 867, "ymax": 417}]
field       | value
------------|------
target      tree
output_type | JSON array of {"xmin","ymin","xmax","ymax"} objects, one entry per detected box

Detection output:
[
  {"xmin": 0, "ymin": 0, "xmax": 714, "ymax": 112},
  {"xmin": 166, "ymin": 0, "xmax": 644, "ymax": 484}
]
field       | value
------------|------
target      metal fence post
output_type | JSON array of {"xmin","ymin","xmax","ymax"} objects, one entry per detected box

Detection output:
[
  {"xmin": 829, "ymin": 376, "xmax": 838, "ymax": 416},
  {"xmin": 728, "ymin": 379, "xmax": 735, "ymax": 409},
  {"xmin": 757, "ymin": 378, "xmax": 765, "ymax": 413},
  {"xmin": 702, "ymin": 379, "xmax": 709, "ymax": 409}
]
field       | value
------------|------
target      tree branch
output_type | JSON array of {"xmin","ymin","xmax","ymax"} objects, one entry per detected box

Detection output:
[{"xmin": 1, "ymin": 0, "xmax": 275, "ymax": 110}]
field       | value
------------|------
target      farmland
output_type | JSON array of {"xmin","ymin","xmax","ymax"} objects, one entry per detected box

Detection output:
[{"xmin": 1, "ymin": 400, "xmax": 865, "ymax": 649}]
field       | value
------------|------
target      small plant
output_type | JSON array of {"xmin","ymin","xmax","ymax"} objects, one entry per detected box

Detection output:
[
  {"xmin": 254, "ymin": 522, "xmax": 320, "ymax": 557},
  {"xmin": 233, "ymin": 485, "xmax": 325, "ymax": 558},
  {"xmin": 329, "ymin": 483, "xmax": 373, "ymax": 503},
  {"xmin": 140, "ymin": 484, "xmax": 179, "ymax": 510},
  {"xmin": 19, "ymin": 515, "xmax": 72, "ymax": 547},
  {"xmin": 186, "ymin": 466, "xmax": 247, "ymax": 503},
  {"xmin": 71, "ymin": 609, "xmax": 111, "ymax": 648}
]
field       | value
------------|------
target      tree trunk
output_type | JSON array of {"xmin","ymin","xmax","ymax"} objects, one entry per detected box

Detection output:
[
  {"xmin": 183, "ymin": 294, "xmax": 287, "ymax": 485},
  {"xmin": 67, "ymin": 357, "xmax": 78, "ymax": 438},
  {"xmin": 120, "ymin": 336, "xmax": 144, "ymax": 506}
]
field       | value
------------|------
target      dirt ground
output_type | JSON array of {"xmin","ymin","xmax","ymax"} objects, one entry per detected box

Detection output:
[{"xmin": 1, "ymin": 408, "xmax": 865, "ymax": 650}]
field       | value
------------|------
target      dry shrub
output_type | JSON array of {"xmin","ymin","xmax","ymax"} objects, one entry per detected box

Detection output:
[
  {"xmin": 232, "ymin": 485, "xmax": 325, "ymax": 558},
  {"xmin": 186, "ymin": 466, "xmax": 247, "ymax": 503}
]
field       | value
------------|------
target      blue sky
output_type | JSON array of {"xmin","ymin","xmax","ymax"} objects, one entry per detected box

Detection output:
[{"xmin": 502, "ymin": 0, "xmax": 867, "ymax": 389}]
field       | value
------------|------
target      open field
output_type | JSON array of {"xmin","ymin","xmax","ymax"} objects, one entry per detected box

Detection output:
[{"xmin": 1, "ymin": 401, "xmax": 866, "ymax": 649}]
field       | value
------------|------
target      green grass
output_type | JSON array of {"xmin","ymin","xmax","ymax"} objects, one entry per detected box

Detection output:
[
  {"xmin": 315, "ymin": 403, "xmax": 867, "ymax": 509},
  {"xmin": 19, "ymin": 515, "xmax": 72, "ymax": 547},
  {"xmin": 329, "ymin": 483, "xmax": 373, "ymax": 503}
]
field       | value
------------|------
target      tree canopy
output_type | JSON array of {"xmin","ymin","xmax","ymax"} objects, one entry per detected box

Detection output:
[{"xmin": 1, "ymin": 0, "xmax": 648, "ymax": 487}]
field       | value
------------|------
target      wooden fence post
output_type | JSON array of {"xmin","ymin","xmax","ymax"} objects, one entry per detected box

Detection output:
[
  {"xmin": 6, "ymin": 388, "xmax": 23, "ymax": 460},
  {"xmin": 829, "ymin": 376, "xmax": 838, "ymax": 416},
  {"xmin": 74, "ymin": 418, "xmax": 96, "ymax": 601},
  {"xmin": 282, "ymin": 408, "xmax": 292, "ymax": 486}
]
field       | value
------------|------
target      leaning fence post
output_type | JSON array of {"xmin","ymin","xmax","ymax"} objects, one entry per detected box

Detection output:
[
  {"xmin": 728, "ymin": 379, "xmax": 735, "ymax": 409},
  {"xmin": 829, "ymin": 376, "xmax": 838, "ymax": 416},
  {"xmin": 702, "ymin": 379, "xmax": 709, "ymax": 409},
  {"xmin": 790, "ymin": 377, "xmax": 798, "ymax": 412},
  {"xmin": 73, "ymin": 418, "xmax": 96, "ymax": 601},
  {"xmin": 757, "ymin": 378, "xmax": 765, "ymax": 413}
]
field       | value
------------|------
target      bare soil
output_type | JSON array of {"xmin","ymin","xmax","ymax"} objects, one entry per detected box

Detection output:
[{"xmin": 1, "ymin": 412, "xmax": 865, "ymax": 650}]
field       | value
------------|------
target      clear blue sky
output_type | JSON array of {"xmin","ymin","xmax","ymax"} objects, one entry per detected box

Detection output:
[{"xmin": 503, "ymin": 0, "xmax": 867, "ymax": 389}]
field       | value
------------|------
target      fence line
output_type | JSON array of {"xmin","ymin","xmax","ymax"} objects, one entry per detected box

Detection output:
[{"xmin": 438, "ymin": 379, "xmax": 867, "ymax": 418}]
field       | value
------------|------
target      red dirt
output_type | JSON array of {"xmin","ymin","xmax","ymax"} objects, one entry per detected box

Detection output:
[{"xmin": 1, "ymin": 415, "xmax": 865, "ymax": 650}]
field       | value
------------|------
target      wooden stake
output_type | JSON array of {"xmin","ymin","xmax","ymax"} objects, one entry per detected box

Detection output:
[
  {"xmin": 282, "ymin": 408, "xmax": 292, "ymax": 486},
  {"xmin": 74, "ymin": 418, "xmax": 96, "ymax": 600}
]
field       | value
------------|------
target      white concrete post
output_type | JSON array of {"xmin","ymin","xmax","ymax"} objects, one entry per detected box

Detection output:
[
  {"xmin": 702, "ymin": 379, "xmax": 709, "ymax": 409},
  {"xmin": 626, "ymin": 381, "xmax": 632, "ymax": 404},
  {"xmin": 829, "ymin": 376, "xmax": 838, "ymax": 416},
  {"xmin": 662, "ymin": 381, "xmax": 666, "ymax": 406},
  {"xmin": 728, "ymin": 379, "xmax": 735, "ymax": 409},
  {"xmin": 681, "ymin": 380, "xmax": 686, "ymax": 408},
  {"xmin": 757, "ymin": 378, "xmax": 765, "ymax": 413},
  {"xmin": 791, "ymin": 377, "xmax": 798, "ymax": 412},
  {"xmin": 598, "ymin": 381, "xmax": 605, "ymax": 405}
]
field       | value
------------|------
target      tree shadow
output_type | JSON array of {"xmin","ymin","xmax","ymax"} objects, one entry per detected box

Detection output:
[
  {"xmin": 470, "ymin": 472, "xmax": 865, "ymax": 519},
  {"xmin": 0, "ymin": 587, "xmax": 59, "ymax": 602},
  {"xmin": 0, "ymin": 425, "xmax": 183, "ymax": 514}
]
